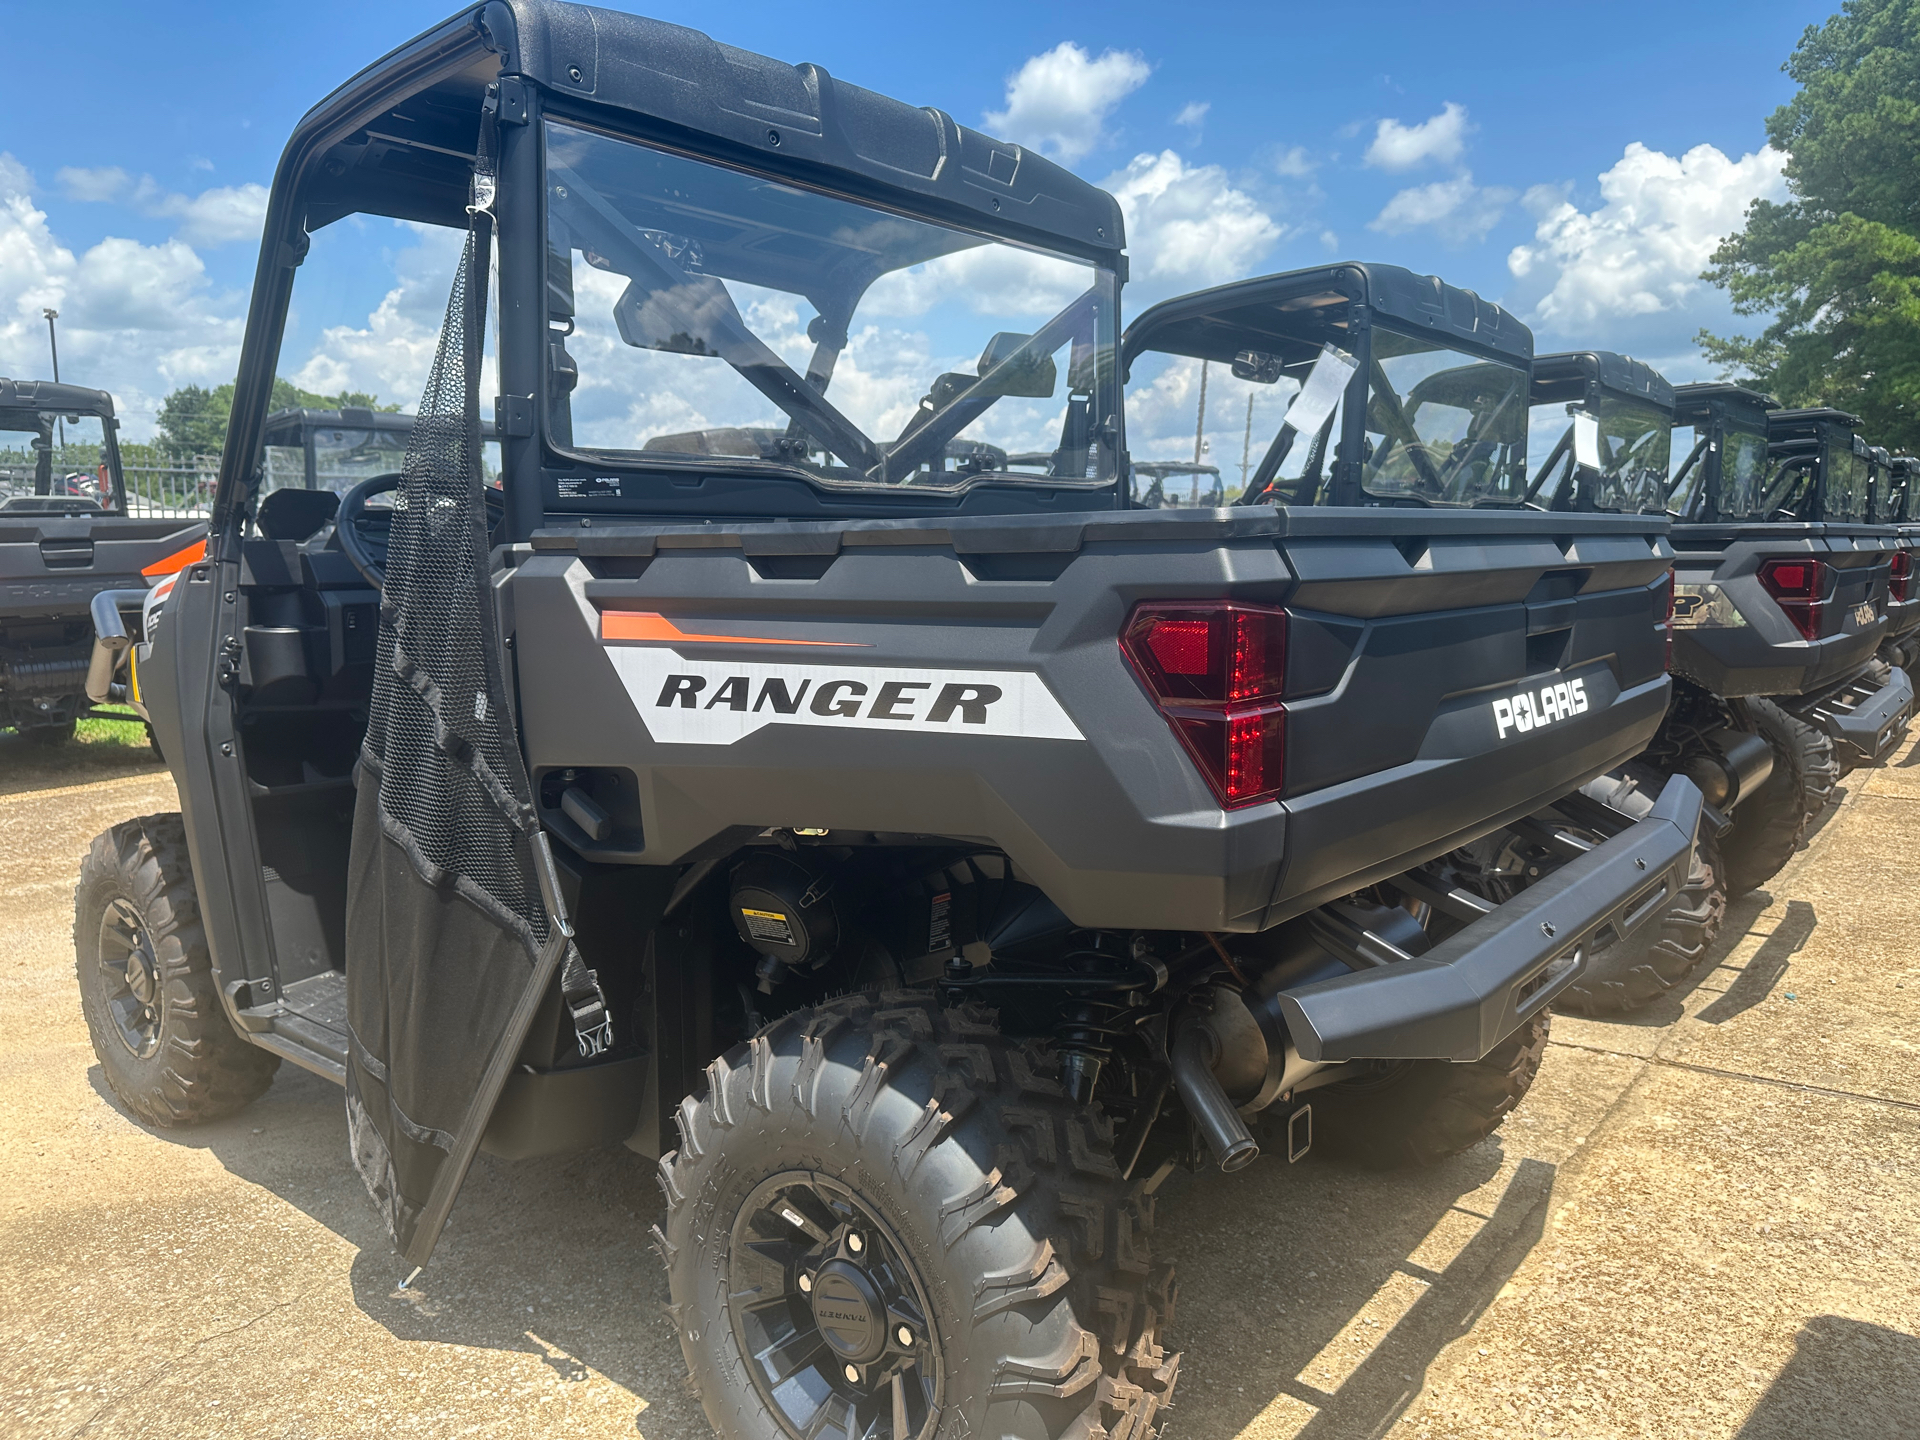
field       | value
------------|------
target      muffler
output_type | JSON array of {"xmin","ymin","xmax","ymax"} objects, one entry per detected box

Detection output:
[
  {"xmin": 1170, "ymin": 977, "xmax": 1333, "ymax": 1172},
  {"xmin": 1170, "ymin": 1016, "xmax": 1259, "ymax": 1173},
  {"xmin": 1686, "ymin": 726, "xmax": 1775, "ymax": 811}
]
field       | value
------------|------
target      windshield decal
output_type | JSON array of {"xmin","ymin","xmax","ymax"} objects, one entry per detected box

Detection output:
[
  {"xmin": 1573, "ymin": 412, "xmax": 1602, "ymax": 469},
  {"xmin": 604, "ymin": 650, "xmax": 1083, "ymax": 744},
  {"xmin": 1284, "ymin": 344, "xmax": 1357, "ymax": 442}
]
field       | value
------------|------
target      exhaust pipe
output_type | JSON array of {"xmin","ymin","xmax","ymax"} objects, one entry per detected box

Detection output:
[
  {"xmin": 1171, "ymin": 1021, "xmax": 1259, "ymax": 1173},
  {"xmin": 1686, "ymin": 726, "xmax": 1775, "ymax": 811}
]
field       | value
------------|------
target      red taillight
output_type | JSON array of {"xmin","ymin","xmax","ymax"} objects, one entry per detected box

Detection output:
[
  {"xmin": 1890, "ymin": 550, "xmax": 1913, "ymax": 604},
  {"xmin": 1123, "ymin": 602, "xmax": 1287, "ymax": 808},
  {"xmin": 1758, "ymin": 557, "xmax": 1828, "ymax": 642}
]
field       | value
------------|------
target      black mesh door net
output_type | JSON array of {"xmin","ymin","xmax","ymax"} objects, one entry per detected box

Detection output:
[{"xmin": 344, "ymin": 105, "xmax": 609, "ymax": 1266}]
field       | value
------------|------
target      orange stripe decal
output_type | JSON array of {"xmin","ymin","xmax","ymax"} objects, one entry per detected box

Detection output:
[
  {"xmin": 142, "ymin": 538, "xmax": 207, "ymax": 577},
  {"xmin": 599, "ymin": 611, "xmax": 865, "ymax": 647}
]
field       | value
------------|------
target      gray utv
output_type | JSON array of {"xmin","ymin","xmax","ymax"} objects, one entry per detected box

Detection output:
[
  {"xmin": 72, "ymin": 7, "xmax": 1699, "ymax": 1439},
  {"xmin": 0, "ymin": 379, "xmax": 205, "ymax": 744},
  {"xmin": 1868, "ymin": 449, "xmax": 1920, "ymax": 674},
  {"xmin": 1664, "ymin": 390, "xmax": 1910, "ymax": 845}
]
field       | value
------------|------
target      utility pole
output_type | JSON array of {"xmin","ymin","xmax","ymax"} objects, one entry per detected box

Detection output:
[
  {"xmin": 1191, "ymin": 359, "xmax": 1209, "ymax": 505},
  {"xmin": 1240, "ymin": 392, "xmax": 1255, "ymax": 495},
  {"xmin": 43, "ymin": 310, "xmax": 63, "ymax": 448}
]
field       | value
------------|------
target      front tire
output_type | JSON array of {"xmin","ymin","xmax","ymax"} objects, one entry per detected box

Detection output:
[
  {"xmin": 1308, "ymin": 1013, "xmax": 1549, "ymax": 1169},
  {"xmin": 658, "ymin": 992, "xmax": 1179, "ymax": 1440},
  {"xmin": 1556, "ymin": 836, "xmax": 1726, "ymax": 1015},
  {"xmin": 74, "ymin": 813, "xmax": 278, "ymax": 1126}
]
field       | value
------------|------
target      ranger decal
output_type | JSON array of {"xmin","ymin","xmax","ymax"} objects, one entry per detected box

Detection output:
[
  {"xmin": 1492, "ymin": 677, "xmax": 1588, "ymax": 740},
  {"xmin": 604, "ymin": 649, "xmax": 1084, "ymax": 745}
]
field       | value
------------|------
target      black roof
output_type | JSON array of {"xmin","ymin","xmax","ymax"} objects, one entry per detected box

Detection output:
[
  {"xmin": 261, "ymin": 407, "xmax": 417, "ymax": 444},
  {"xmin": 294, "ymin": 1, "xmax": 1122, "ymax": 261},
  {"xmin": 1121, "ymin": 262, "xmax": 1532, "ymax": 376},
  {"xmin": 1767, "ymin": 406, "xmax": 1863, "ymax": 451},
  {"xmin": 1670, "ymin": 381, "xmax": 1776, "ymax": 427},
  {"xmin": 0, "ymin": 378, "xmax": 116, "ymax": 419},
  {"xmin": 1531, "ymin": 351, "xmax": 1674, "ymax": 412}
]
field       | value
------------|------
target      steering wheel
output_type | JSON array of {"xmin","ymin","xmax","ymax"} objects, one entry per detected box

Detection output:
[
  {"xmin": 334, "ymin": 471, "xmax": 509, "ymax": 590},
  {"xmin": 335, "ymin": 472, "xmax": 402, "ymax": 589}
]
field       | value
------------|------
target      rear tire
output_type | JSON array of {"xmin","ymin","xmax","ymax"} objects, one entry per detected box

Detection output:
[
  {"xmin": 1307, "ymin": 1013, "xmax": 1549, "ymax": 1168},
  {"xmin": 1556, "ymin": 836, "xmax": 1725, "ymax": 1014},
  {"xmin": 1721, "ymin": 698, "xmax": 1812, "ymax": 896},
  {"xmin": 659, "ymin": 991, "xmax": 1179, "ymax": 1440},
  {"xmin": 1761, "ymin": 698, "xmax": 1840, "ymax": 828},
  {"xmin": 74, "ymin": 813, "xmax": 278, "ymax": 1127}
]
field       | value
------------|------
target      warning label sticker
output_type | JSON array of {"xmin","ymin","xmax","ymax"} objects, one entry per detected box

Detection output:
[{"xmin": 740, "ymin": 908, "xmax": 797, "ymax": 946}]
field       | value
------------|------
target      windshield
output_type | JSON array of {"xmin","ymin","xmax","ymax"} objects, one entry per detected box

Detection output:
[
  {"xmin": 544, "ymin": 121, "xmax": 1118, "ymax": 493},
  {"xmin": 1363, "ymin": 331, "xmax": 1527, "ymax": 505},
  {"xmin": 1718, "ymin": 415, "xmax": 1769, "ymax": 518},
  {"xmin": 1824, "ymin": 439, "xmax": 1869, "ymax": 522},
  {"xmin": 1130, "ymin": 464, "xmax": 1224, "ymax": 508},
  {"xmin": 1527, "ymin": 396, "xmax": 1670, "ymax": 513},
  {"xmin": 265, "ymin": 427, "xmax": 502, "ymax": 496},
  {"xmin": 0, "ymin": 412, "xmax": 119, "ymax": 513}
]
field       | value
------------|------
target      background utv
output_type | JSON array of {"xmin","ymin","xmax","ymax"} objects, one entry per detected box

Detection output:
[{"xmin": 74, "ymin": 5, "xmax": 1700, "ymax": 1438}]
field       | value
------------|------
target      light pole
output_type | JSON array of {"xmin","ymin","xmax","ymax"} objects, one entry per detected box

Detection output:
[{"xmin": 42, "ymin": 310, "xmax": 64, "ymax": 448}]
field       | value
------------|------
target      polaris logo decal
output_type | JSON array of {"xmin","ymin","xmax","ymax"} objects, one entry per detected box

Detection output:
[
  {"xmin": 604, "ymin": 649, "xmax": 1083, "ymax": 745},
  {"xmin": 1492, "ymin": 677, "xmax": 1589, "ymax": 740}
]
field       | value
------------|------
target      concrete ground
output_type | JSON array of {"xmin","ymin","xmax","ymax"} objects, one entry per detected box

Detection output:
[{"xmin": 1, "ymin": 729, "xmax": 1915, "ymax": 1439}]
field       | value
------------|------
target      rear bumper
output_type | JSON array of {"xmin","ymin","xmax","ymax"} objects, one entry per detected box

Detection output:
[
  {"xmin": 1276, "ymin": 775, "xmax": 1704, "ymax": 1064},
  {"xmin": 1789, "ymin": 665, "xmax": 1912, "ymax": 765}
]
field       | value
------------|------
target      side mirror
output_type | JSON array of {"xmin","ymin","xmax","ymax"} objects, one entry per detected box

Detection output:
[{"xmin": 1232, "ymin": 350, "xmax": 1284, "ymax": 384}]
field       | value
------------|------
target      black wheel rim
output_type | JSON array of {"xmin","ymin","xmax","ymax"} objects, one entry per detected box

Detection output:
[
  {"xmin": 97, "ymin": 898, "xmax": 162, "ymax": 1059},
  {"xmin": 727, "ymin": 1172, "xmax": 943, "ymax": 1439}
]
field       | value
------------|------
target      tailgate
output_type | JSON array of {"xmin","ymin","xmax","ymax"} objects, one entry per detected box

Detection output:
[
  {"xmin": 0, "ymin": 515, "xmax": 206, "ymax": 619},
  {"xmin": 510, "ymin": 506, "xmax": 1670, "ymax": 934}
]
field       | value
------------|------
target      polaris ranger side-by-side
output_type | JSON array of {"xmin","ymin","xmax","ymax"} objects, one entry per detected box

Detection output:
[
  {"xmin": 74, "ymin": 8, "xmax": 1698, "ymax": 1438},
  {"xmin": 1868, "ymin": 448, "xmax": 1920, "ymax": 674},
  {"xmin": 0, "ymin": 379, "xmax": 205, "ymax": 743},
  {"xmin": 1664, "ymin": 385, "xmax": 1910, "ymax": 884}
]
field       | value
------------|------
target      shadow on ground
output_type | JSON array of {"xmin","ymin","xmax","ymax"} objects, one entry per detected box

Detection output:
[
  {"xmin": 1735, "ymin": 1315, "xmax": 1920, "ymax": 1438},
  {"xmin": 0, "ymin": 726, "xmax": 163, "ymax": 798},
  {"xmin": 96, "ymin": 1050, "xmax": 1554, "ymax": 1439},
  {"xmin": 1156, "ymin": 1139, "xmax": 1554, "ymax": 1438}
]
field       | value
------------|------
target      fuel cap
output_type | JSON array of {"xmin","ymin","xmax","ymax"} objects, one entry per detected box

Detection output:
[{"xmin": 808, "ymin": 1258, "xmax": 886, "ymax": 1364}]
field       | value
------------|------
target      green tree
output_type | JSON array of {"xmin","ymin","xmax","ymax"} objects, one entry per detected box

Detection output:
[
  {"xmin": 1700, "ymin": 0, "xmax": 1920, "ymax": 450},
  {"xmin": 152, "ymin": 378, "xmax": 399, "ymax": 458}
]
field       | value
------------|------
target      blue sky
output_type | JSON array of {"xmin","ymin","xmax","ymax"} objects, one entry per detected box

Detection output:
[{"xmin": 0, "ymin": 0, "xmax": 1826, "ymax": 450}]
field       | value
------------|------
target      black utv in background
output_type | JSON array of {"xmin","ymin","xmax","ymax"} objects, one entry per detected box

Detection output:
[
  {"xmin": 1869, "ymin": 449, "xmax": 1920, "ymax": 673},
  {"xmin": 0, "ymin": 379, "xmax": 205, "ymax": 743},
  {"xmin": 73, "ymin": 7, "xmax": 1697, "ymax": 1439},
  {"xmin": 1664, "ymin": 387, "xmax": 1909, "ymax": 876}
]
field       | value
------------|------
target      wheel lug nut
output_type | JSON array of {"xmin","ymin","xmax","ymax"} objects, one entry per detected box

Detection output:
[
  {"xmin": 847, "ymin": 1233, "xmax": 864, "ymax": 1254},
  {"xmin": 843, "ymin": 1364, "xmax": 860, "ymax": 1383},
  {"xmin": 797, "ymin": 1272, "xmax": 813, "ymax": 1293},
  {"xmin": 896, "ymin": 1325, "xmax": 913, "ymax": 1347}
]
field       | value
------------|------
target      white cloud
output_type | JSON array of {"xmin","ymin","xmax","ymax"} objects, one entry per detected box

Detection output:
[
  {"xmin": 1370, "ymin": 173, "xmax": 1514, "ymax": 244},
  {"xmin": 57, "ymin": 165, "xmax": 268, "ymax": 247},
  {"xmin": 0, "ymin": 154, "xmax": 244, "ymax": 437},
  {"xmin": 57, "ymin": 166, "xmax": 130, "ymax": 203},
  {"xmin": 1273, "ymin": 146, "xmax": 1316, "ymax": 178},
  {"xmin": 1102, "ymin": 151, "xmax": 1283, "ymax": 303},
  {"xmin": 1507, "ymin": 141, "xmax": 1788, "ymax": 341},
  {"xmin": 984, "ymin": 43, "xmax": 1151, "ymax": 164},
  {"xmin": 1173, "ymin": 101, "xmax": 1210, "ymax": 134},
  {"xmin": 1365, "ymin": 102, "xmax": 1470, "ymax": 171}
]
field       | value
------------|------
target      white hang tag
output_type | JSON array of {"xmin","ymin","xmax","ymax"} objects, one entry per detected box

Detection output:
[
  {"xmin": 1573, "ymin": 411, "xmax": 1602, "ymax": 469},
  {"xmin": 1283, "ymin": 343, "xmax": 1358, "ymax": 440}
]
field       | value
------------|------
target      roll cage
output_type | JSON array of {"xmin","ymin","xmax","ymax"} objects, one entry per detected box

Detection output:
[
  {"xmin": 215, "ymin": 0, "xmax": 1129, "ymax": 549},
  {"xmin": 0, "ymin": 378, "xmax": 127, "ymax": 516}
]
